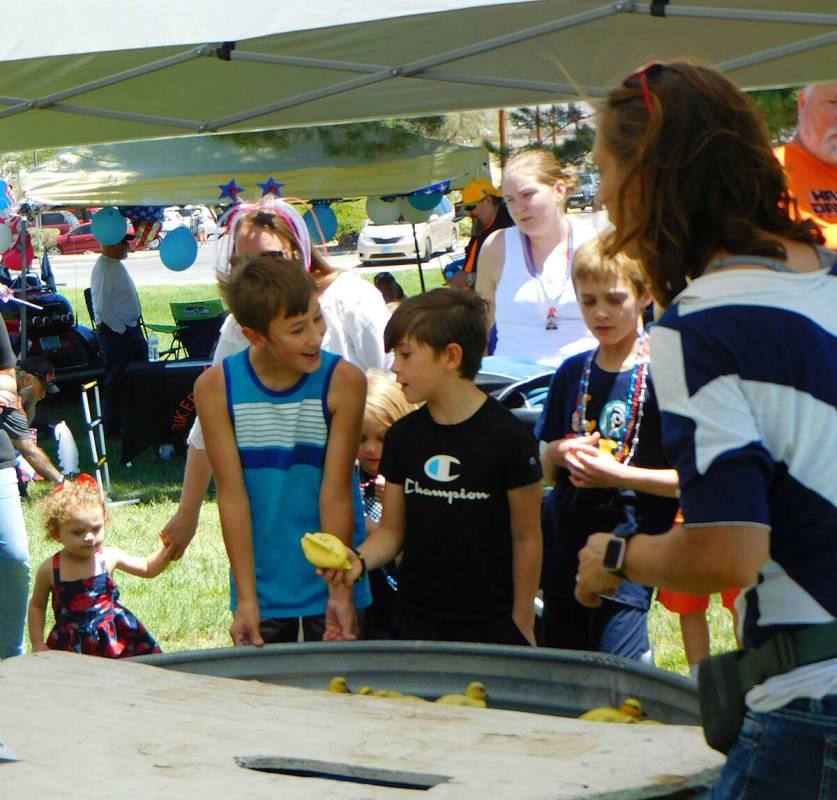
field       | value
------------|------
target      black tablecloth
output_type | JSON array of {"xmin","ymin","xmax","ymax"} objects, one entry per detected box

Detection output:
[{"xmin": 118, "ymin": 359, "xmax": 210, "ymax": 463}]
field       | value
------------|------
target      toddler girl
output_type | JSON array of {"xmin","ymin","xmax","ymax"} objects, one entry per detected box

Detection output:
[
  {"xmin": 358, "ymin": 370, "xmax": 416, "ymax": 638},
  {"xmin": 28, "ymin": 476, "xmax": 173, "ymax": 657}
]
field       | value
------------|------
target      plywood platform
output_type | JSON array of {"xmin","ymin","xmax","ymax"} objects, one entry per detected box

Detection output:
[{"xmin": 0, "ymin": 652, "xmax": 723, "ymax": 798}]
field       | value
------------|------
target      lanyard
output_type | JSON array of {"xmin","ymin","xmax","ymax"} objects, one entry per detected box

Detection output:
[{"xmin": 522, "ymin": 222, "xmax": 574, "ymax": 304}]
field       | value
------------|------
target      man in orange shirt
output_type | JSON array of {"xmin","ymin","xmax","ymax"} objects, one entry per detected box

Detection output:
[
  {"xmin": 775, "ymin": 83, "xmax": 837, "ymax": 248},
  {"xmin": 448, "ymin": 178, "xmax": 513, "ymax": 290}
]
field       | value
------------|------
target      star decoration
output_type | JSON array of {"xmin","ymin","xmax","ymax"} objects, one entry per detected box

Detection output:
[
  {"xmin": 257, "ymin": 177, "xmax": 285, "ymax": 197},
  {"xmin": 218, "ymin": 178, "xmax": 245, "ymax": 202}
]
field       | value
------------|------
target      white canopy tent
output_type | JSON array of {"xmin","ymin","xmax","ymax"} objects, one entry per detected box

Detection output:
[
  {"xmin": 20, "ymin": 131, "xmax": 490, "ymax": 207},
  {"xmin": 3, "ymin": 1, "xmax": 836, "ymax": 154}
]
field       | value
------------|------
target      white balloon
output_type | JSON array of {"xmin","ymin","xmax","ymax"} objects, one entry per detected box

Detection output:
[
  {"xmin": 400, "ymin": 199, "xmax": 432, "ymax": 224},
  {"xmin": 366, "ymin": 196, "xmax": 402, "ymax": 225},
  {"xmin": 0, "ymin": 221, "xmax": 12, "ymax": 253}
]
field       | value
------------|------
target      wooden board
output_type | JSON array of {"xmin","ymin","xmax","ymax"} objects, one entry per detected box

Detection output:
[{"xmin": 0, "ymin": 652, "xmax": 723, "ymax": 798}]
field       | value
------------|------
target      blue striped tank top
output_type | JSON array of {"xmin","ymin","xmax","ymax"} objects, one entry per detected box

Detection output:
[{"xmin": 224, "ymin": 348, "xmax": 371, "ymax": 618}]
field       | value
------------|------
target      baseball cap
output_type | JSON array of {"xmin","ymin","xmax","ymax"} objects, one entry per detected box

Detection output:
[
  {"xmin": 19, "ymin": 357, "xmax": 60, "ymax": 394},
  {"xmin": 461, "ymin": 177, "xmax": 502, "ymax": 207}
]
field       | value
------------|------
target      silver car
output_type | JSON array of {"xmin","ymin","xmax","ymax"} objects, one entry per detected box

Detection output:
[{"xmin": 357, "ymin": 196, "xmax": 458, "ymax": 264}]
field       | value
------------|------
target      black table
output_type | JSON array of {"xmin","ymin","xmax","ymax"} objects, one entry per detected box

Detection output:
[{"xmin": 118, "ymin": 359, "xmax": 210, "ymax": 463}]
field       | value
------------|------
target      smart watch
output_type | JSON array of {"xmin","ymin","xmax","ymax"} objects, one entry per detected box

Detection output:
[{"xmin": 603, "ymin": 535, "xmax": 629, "ymax": 579}]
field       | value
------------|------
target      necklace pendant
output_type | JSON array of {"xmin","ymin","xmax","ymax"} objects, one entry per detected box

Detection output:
[{"xmin": 545, "ymin": 306, "xmax": 558, "ymax": 330}]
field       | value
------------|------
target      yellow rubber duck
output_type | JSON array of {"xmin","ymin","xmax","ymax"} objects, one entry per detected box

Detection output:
[
  {"xmin": 355, "ymin": 686, "xmax": 374, "ymax": 696},
  {"xmin": 578, "ymin": 707, "xmax": 637, "ymax": 723},
  {"xmin": 435, "ymin": 681, "xmax": 488, "ymax": 708},
  {"xmin": 328, "ymin": 676, "xmax": 350, "ymax": 694},
  {"xmin": 619, "ymin": 697, "xmax": 644, "ymax": 719}
]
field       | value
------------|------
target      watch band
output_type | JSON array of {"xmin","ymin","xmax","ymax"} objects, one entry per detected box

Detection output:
[
  {"xmin": 350, "ymin": 547, "xmax": 367, "ymax": 583},
  {"xmin": 603, "ymin": 534, "xmax": 629, "ymax": 579}
]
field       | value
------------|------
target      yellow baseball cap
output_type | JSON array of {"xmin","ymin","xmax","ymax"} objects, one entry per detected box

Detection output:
[{"xmin": 461, "ymin": 177, "xmax": 502, "ymax": 206}]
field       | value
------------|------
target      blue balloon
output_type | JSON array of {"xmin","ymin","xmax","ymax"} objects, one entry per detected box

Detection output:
[
  {"xmin": 407, "ymin": 192, "xmax": 443, "ymax": 211},
  {"xmin": 160, "ymin": 226, "xmax": 198, "ymax": 271},
  {"xmin": 304, "ymin": 204, "xmax": 338, "ymax": 245},
  {"xmin": 91, "ymin": 207, "xmax": 128, "ymax": 245},
  {"xmin": 0, "ymin": 181, "xmax": 10, "ymax": 211}
]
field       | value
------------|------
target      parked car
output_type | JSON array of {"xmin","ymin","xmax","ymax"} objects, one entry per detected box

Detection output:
[
  {"xmin": 33, "ymin": 210, "xmax": 79, "ymax": 236},
  {"xmin": 357, "ymin": 197, "xmax": 458, "ymax": 265},
  {"xmin": 566, "ymin": 174, "xmax": 599, "ymax": 211},
  {"xmin": 47, "ymin": 222, "xmax": 138, "ymax": 255}
]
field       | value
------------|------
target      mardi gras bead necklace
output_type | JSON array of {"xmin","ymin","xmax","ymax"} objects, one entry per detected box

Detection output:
[{"xmin": 571, "ymin": 332, "xmax": 650, "ymax": 465}]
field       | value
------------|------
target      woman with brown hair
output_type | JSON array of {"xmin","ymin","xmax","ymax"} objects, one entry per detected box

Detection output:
[
  {"xmin": 476, "ymin": 149, "xmax": 597, "ymax": 366},
  {"xmin": 575, "ymin": 63, "xmax": 836, "ymax": 797}
]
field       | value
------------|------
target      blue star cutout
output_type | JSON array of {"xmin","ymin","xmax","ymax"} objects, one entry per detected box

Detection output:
[
  {"xmin": 218, "ymin": 178, "xmax": 245, "ymax": 202},
  {"xmin": 257, "ymin": 177, "xmax": 285, "ymax": 197}
]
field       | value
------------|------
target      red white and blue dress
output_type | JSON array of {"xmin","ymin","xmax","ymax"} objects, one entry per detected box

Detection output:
[{"xmin": 46, "ymin": 550, "xmax": 161, "ymax": 657}]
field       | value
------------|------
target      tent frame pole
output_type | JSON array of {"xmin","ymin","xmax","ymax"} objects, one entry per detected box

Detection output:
[{"xmin": 1, "ymin": 3, "xmax": 835, "ymax": 136}]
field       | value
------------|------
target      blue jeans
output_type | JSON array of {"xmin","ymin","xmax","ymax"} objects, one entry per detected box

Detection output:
[
  {"xmin": 0, "ymin": 466, "xmax": 29, "ymax": 658},
  {"xmin": 712, "ymin": 695, "xmax": 837, "ymax": 799}
]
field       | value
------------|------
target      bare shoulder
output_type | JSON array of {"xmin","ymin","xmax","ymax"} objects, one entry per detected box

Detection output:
[
  {"xmin": 101, "ymin": 546, "xmax": 123, "ymax": 572},
  {"xmin": 195, "ymin": 363, "xmax": 225, "ymax": 394},
  {"xmin": 332, "ymin": 357, "xmax": 366, "ymax": 393}
]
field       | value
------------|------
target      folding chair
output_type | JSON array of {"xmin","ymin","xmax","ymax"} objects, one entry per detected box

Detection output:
[{"xmin": 168, "ymin": 298, "xmax": 227, "ymax": 359}]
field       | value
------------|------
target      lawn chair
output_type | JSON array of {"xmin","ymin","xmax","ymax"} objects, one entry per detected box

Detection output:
[{"xmin": 166, "ymin": 298, "xmax": 227, "ymax": 359}]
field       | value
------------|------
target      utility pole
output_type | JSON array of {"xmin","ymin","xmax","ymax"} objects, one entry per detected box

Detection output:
[{"xmin": 498, "ymin": 109, "xmax": 508, "ymax": 167}]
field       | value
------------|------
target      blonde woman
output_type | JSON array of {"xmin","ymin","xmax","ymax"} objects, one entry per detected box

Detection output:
[{"xmin": 476, "ymin": 150, "xmax": 597, "ymax": 367}]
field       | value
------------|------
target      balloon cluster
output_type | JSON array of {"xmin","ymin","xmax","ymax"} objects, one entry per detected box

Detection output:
[{"xmin": 365, "ymin": 192, "xmax": 443, "ymax": 225}]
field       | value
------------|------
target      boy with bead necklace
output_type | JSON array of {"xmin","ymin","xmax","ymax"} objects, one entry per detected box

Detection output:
[{"xmin": 535, "ymin": 239, "xmax": 679, "ymax": 659}]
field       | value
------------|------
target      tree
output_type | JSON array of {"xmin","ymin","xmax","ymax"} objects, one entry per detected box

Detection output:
[{"xmin": 747, "ymin": 87, "xmax": 799, "ymax": 145}]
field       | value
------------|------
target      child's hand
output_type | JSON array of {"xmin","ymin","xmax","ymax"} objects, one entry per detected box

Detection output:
[
  {"xmin": 373, "ymin": 475, "xmax": 386, "ymax": 504},
  {"xmin": 545, "ymin": 432, "xmax": 600, "ymax": 469},
  {"xmin": 317, "ymin": 548, "xmax": 362, "ymax": 588},
  {"xmin": 567, "ymin": 449, "xmax": 631, "ymax": 489},
  {"xmin": 230, "ymin": 601, "xmax": 264, "ymax": 647},
  {"xmin": 324, "ymin": 588, "xmax": 359, "ymax": 641},
  {"xmin": 31, "ymin": 642, "xmax": 49, "ymax": 653}
]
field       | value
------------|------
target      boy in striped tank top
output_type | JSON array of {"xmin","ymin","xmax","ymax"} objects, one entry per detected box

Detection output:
[{"xmin": 195, "ymin": 254, "xmax": 371, "ymax": 646}]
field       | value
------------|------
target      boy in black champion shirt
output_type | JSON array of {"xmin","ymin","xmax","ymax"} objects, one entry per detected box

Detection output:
[{"xmin": 323, "ymin": 288, "xmax": 542, "ymax": 645}]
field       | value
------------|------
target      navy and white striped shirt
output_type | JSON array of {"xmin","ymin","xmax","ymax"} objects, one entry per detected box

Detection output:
[{"xmin": 651, "ymin": 248, "xmax": 837, "ymax": 710}]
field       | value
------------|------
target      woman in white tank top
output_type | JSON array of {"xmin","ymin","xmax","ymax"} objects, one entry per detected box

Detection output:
[{"xmin": 476, "ymin": 150, "xmax": 597, "ymax": 367}]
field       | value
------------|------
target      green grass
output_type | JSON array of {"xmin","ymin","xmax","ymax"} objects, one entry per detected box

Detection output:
[{"xmin": 21, "ymin": 278, "xmax": 736, "ymax": 672}]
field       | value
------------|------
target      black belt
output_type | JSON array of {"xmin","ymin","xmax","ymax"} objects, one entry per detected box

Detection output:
[{"xmin": 738, "ymin": 620, "xmax": 837, "ymax": 692}]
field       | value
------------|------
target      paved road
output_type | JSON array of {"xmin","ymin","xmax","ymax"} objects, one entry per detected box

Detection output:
[{"xmin": 45, "ymin": 210, "xmax": 601, "ymax": 291}]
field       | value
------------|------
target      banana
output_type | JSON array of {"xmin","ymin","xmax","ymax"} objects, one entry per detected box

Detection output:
[{"xmin": 301, "ymin": 532, "xmax": 352, "ymax": 570}]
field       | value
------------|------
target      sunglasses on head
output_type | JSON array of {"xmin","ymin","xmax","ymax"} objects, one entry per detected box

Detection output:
[{"xmin": 625, "ymin": 61, "xmax": 666, "ymax": 115}]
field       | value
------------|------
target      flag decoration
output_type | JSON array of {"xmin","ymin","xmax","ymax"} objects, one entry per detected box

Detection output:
[
  {"xmin": 257, "ymin": 177, "xmax": 284, "ymax": 197},
  {"xmin": 119, "ymin": 206, "xmax": 164, "ymax": 250}
]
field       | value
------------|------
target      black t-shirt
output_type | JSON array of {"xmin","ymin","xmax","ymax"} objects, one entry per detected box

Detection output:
[
  {"xmin": 381, "ymin": 396, "xmax": 542, "ymax": 623},
  {"xmin": 534, "ymin": 348, "xmax": 679, "ymax": 608},
  {"xmin": 0, "ymin": 321, "xmax": 17, "ymax": 469}
]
